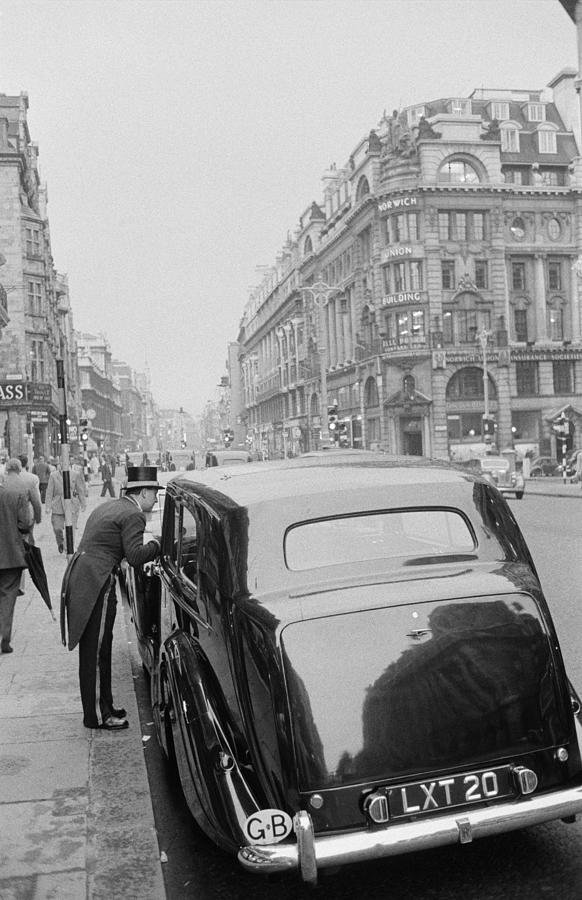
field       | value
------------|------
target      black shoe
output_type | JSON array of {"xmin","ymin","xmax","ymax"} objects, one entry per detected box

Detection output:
[
  {"xmin": 100, "ymin": 715, "xmax": 129, "ymax": 731},
  {"xmin": 58, "ymin": 544, "xmax": 64, "ymax": 554},
  {"xmin": 111, "ymin": 707, "xmax": 126, "ymax": 718},
  {"xmin": 1, "ymin": 642, "xmax": 13, "ymax": 654}
]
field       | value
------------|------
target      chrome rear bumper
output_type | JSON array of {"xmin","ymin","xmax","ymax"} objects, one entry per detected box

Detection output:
[{"xmin": 238, "ymin": 786, "xmax": 582, "ymax": 883}]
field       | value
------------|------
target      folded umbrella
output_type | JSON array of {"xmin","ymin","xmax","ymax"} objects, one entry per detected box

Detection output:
[{"xmin": 24, "ymin": 543, "xmax": 56, "ymax": 621}]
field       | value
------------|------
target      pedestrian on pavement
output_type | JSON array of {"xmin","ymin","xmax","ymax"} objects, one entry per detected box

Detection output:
[
  {"xmin": 100, "ymin": 456, "xmax": 115, "ymax": 497},
  {"xmin": 60, "ymin": 466, "xmax": 161, "ymax": 730},
  {"xmin": 32, "ymin": 454, "xmax": 51, "ymax": 503},
  {"xmin": 0, "ymin": 459, "xmax": 34, "ymax": 653},
  {"xmin": 12, "ymin": 456, "xmax": 42, "ymax": 545},
  {"xmin": 45, "ymin": 460, "xmax": 88, "ymax": 553}
]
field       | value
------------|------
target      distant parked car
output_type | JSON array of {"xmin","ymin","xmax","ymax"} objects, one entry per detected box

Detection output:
[
  {"xmin": 529, "ymin": 456, "xmax": 559, "ymax": 477},
  {"xmin": 477, "ymin": 455, "xmax": 525, "ymax": 499}
]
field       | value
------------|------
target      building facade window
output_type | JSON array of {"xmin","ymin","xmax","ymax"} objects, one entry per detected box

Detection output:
[
  {"xmin": 491, "ymin": 102, "xmax": 510, "ymax": 121},
  {"xmin": 547, "ymin": 305, "xmax": 563, "ymax": 341},
  {"xmin": 443, "ymin": 307, "xmax": 491, "ymax": 345},
  {"xmin": 540, "ymin": 168, "xmax": 567, "ymax": 186},
  {"xmin": 27, "ymin": 280, "xmax": 42, "ymax": 315},
  {"xmin": 527, "ymin": 103, "xmax": 546, "ymax": 122},
  {"xmin": 438, "ymin": 159, "xmax": 480, "ymax": 184},
  {"xmin": 538, "ymin": 129, "xmax": 557, "ymax": 154},
  {"xmin": 446, "ymin": 366, "xmax": 496, "ymax": 401},
  {"xmin": 441, "ymin": 260, "xmax": 455, "ymax": 289},
  {"xmin": 25, "ymin": 227, "xmax": 41, "ymax": 256},
  {"xmin": 383, "ymin": 308, "xmax": 426, "ymax": 345},
  {"xmin": 359, "ymin": 226, "xmax": 372, "ymax": 266},
  {"xmin": 407, "ymin": 105, "xmax": 426, "ymax": 127},
  {"xmin": 450, "ymin": 99, "xmax": 471, "ymax": 116},
  {"xmin": 387, "ymin": 212, "xmax": 418, "ymax": 243},
  {"xmin": 30, "ymin": 339, "xmax": 45, "ymax": 381},
  {"xmin": 438, "ymin": 210, "xmax": 488, "ymax": 241},
  {"xmin": 503, "ymin": 167, "xmax": 529, "ymax": 185},
  {"xmin": 514, "ymin": 308, "xmax": 528, "ymax": 342},
  {"xmin": 500, "ymin": 127, "xmax": 519, "ymax": 152},
  {"xmin": 516, "ymin": 361, "xmax": 538, "ymax": 396},
  {"xmin": 382, "ymin": 260, "xmax": 424, "ymax": 294},
  {"xmin": 553, "ymin": 361, "xmax": 574, "ymax": 394},
  {"xmin": 547, "ymin": 259, "xmax": 562, "ymax": 291},
  {"xmin": 475, "ymin": 260, "xmax": 488, "ymax": 289},
  {"xmin": 512, "ymin": 262, "xmax": 526, "ymax": 290}
]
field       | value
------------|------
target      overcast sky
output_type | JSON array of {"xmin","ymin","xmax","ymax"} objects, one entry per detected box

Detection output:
[{"xmin": 0, "ymin": 0, "xmax": 577, "ymax": 417}]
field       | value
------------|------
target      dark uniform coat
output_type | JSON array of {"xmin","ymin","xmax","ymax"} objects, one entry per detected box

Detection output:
[{"xmin": 61, "ymin": 496, "xmax": 159, "ymax": 650}]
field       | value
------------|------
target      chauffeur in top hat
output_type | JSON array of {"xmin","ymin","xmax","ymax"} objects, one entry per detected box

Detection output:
[{"xmin": 61, "ymin": 466, "xmax": 161, "ymax": 730}]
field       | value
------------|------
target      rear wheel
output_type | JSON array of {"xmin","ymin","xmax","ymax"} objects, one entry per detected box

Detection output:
[
  {"xmin": 530, "ymin": 467, "xmax": 542, "ymax": 478},
  {"xmin": 515, "ymin": 491, "xmax": 524, "ymax": 499}
]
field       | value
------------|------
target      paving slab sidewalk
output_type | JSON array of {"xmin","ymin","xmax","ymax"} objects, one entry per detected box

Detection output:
[{"xmin": 0, "ymin": 481, "xmax": 165, "ymax": 900}]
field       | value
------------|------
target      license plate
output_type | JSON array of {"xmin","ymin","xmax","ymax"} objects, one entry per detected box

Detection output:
[{"xmin": 387, "ymin": 765, "xmax": 514, "ymax": 819}]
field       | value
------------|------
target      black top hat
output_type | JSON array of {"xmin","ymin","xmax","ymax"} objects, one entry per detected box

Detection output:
[{"xmin": 125, "ymin": 466, "xmax": 160, "ymax": 489}]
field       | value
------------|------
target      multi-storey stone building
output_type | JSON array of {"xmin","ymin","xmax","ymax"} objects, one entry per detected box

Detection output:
[
  {"xmin": 77, "ymin": 332, "xmax": 122, "ymax": 455},
  {"xmin": 235, "ymin": 70, "xmax": 582, "ymax": 461},
  {"xmin": 0, "ymin": 93, "xmax": 79, "ymax": 458}
]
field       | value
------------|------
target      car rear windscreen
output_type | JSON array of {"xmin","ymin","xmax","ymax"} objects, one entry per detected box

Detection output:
[{"xmin": 285, "ymin": 509, "xmax": 475, "ymax": 570}]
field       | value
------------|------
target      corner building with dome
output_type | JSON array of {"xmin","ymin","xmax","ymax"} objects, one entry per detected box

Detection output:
[{"xmin": 233, "ymin": 69, "xmax": 582, "ymax": 462}]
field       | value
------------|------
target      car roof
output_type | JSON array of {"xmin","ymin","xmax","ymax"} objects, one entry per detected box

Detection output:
[
  {"xmin": 172, "ymin": 452, "xmax": 475, "ymax": 507},
  {"xmin": 164, "ymin": 452, "xmax": 527, "ymax": 599}
]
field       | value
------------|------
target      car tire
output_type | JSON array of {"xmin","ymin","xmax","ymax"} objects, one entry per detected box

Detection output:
[{"xmin": 515, "ymin": 491, "xmax": 524, "ymax": 499}]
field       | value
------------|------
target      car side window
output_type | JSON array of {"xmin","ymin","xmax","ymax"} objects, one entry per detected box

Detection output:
[{"xmin": 177, "ymin": 505, "xmax": 198, "ymax": 586}]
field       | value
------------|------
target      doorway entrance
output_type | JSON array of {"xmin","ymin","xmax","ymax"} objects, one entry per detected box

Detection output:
[{"xmin": 401, "ymin": 417, "xmax": 423, "ymax": 456}]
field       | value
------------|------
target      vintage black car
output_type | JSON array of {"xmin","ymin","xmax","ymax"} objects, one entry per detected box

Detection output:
[{"xmin": 125, "ymin": 453, "xmax": 582, "ymax": 884}]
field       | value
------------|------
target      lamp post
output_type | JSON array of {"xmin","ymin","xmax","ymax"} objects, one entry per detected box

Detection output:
[
  {"xmin": 477, "ymin": 327, "xmax": 492, "ymax": 447},
  {"xmin": 299, "ymin": 280, "xmax": 339, "ymax": 446}
]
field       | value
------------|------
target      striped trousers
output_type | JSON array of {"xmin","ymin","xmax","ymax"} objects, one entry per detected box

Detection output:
[{"xmin": 78, "ymin": 577, "xmax": 117, "ymax": 728}]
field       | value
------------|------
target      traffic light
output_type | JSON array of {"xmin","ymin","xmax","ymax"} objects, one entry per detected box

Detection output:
[
  {"xmin": 327, "ymin": 405, "xmax": 339, "ymax": 441},
  {"xmin": 181, "ymin": 438, "xmax": 187, "ymax": 449},
  {"xmin": 338, "ymin": 422, "xmax": 349, "ymax": 447},
  {"xmin": 80, "ymin": 418, "xmax": 89, "ymax": 443},
  {"xmin": 482, "ymin": 415, "xmax": 495, "ymax": 444},
  {"xmin": 223, "ymin": 428, "xmax": 234, "ymax": 447}
]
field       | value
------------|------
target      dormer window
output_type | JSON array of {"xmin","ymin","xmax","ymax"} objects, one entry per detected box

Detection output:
[
  {"xmin": 538, "ymin": 127, "xmax": 557, "ymax": 154},
  {"xmin": 490, "ymin": 101, "xmax": 509, "ymax": 121},
  {"xmin": 527, "ymin": 103, "xmax": 546, "ymax": 122},
  {"xmin": 450, "ymin": 99, "xmax": 471, "ymax": 116},
  {"xmin": 500, "ymin": 125, "xmax": 520, "ymax": 153},
  {"xmin": 407, "ymin": 105, "xmax": 425, "ymax": 127}
]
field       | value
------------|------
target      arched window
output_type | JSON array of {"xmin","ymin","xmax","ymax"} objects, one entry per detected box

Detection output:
[
  {"xmin": 304, "ymin": 235, "xmax": 313, "ymax": 255},
  {"xmin": 438, "ymin": 158, "xmax": 481, "ymax": 184},
  {"xmin": 356, "ymin": 176, "xmax": 370, "ymax": 202},
  {"xmin": 446, "ymin": 367, "xmax": 497, "ymax": 401},
  {"xmin": 364, "ymin": 376, "xmax": 379, "ymax": 408},
  {"xmin": 310, "ymin": 392, "xmax": 320, "ymax": 417}
]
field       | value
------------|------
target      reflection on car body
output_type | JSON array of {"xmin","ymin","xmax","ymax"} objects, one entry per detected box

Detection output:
[
  {"xmin": 125, "ymin": 452, "xmax": 582, "ymax": 884},
  {"xmin": 205, "ymin": 449, "xmax": 251, "ymax": 467}
]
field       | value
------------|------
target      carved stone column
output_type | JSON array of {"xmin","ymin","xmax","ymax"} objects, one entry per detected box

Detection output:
[
  {"xmin": 534, "ymin": 254, "xmax": 548, "ymax": 341},
  {"xmin": 570, "ymin": 255, "xmax": 581, "ymax": 341}
]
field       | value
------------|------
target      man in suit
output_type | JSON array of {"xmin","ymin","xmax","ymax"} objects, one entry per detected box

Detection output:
[
  {"xmin": 45, "ymin": 460, "xmax": 88, "ymax": 553},
  {"xmin": 61, "ymin": 467, "xmax": 160, "ymax": 730},
  {"xmin": 0, "ymin": 459, "xmax": 33, "ymax": 653},
  {"xmin": 32, "ymin": 455, "xmax": 51, "ymax": 503},
  {"xmin": 16, "ymin": 455, "xmax": 42, "ymax": 544}
]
